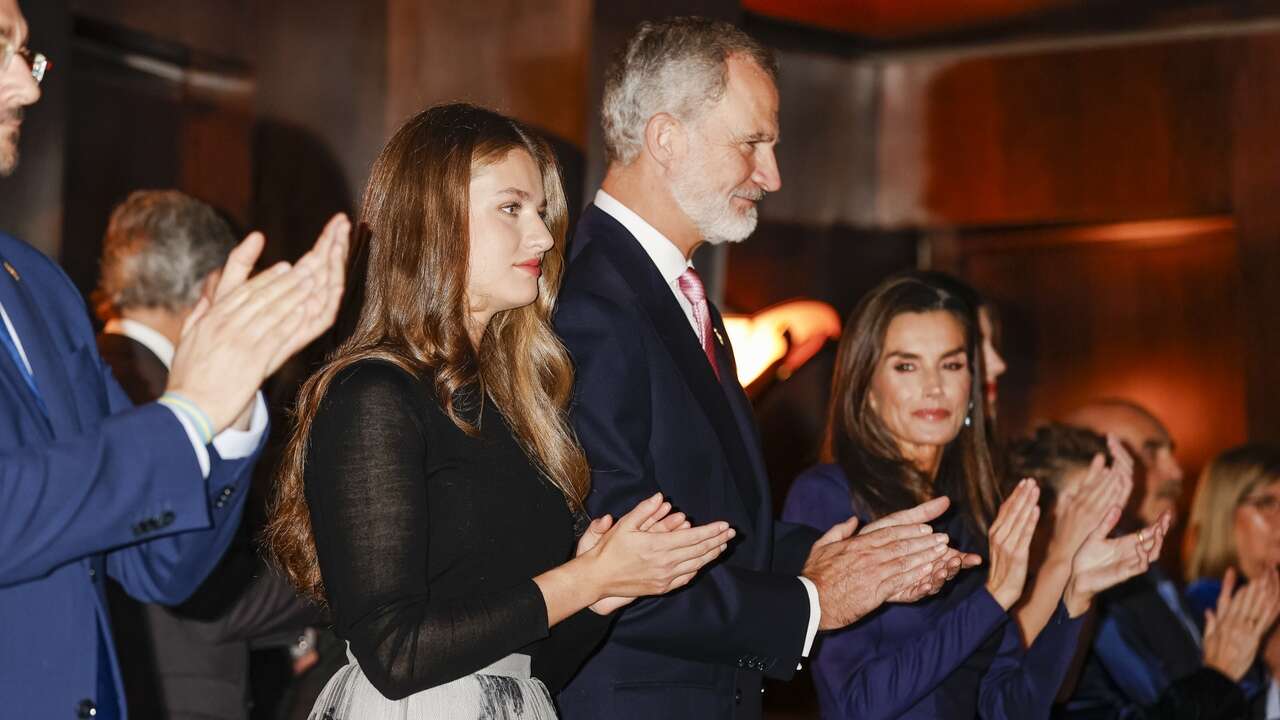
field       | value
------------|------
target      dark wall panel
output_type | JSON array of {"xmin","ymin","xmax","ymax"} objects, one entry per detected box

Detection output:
[
  {"xmin": 1233, "ymin": 34, "xmax": 1280, "ymax": 444},
  {"xmin": 946, "ymin": 222, "xmax": 1246, "ymax": 482}
]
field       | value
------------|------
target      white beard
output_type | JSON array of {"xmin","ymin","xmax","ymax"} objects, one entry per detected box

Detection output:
[{"xmin": 670, "ymin": 157, "xmax": 760, "ymax": 245}]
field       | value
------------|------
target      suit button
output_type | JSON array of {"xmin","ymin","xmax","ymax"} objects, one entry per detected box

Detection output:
[
  {"xmin": 76, "ymin": 698, "xmax": 96, "ymax": 717},
  {"xmin": 734, "ymin": 689, "xmax": 742, "ymax": 704},
  {"xmin": 160, "ymin": 510, "xmax": 175, "ymax": 527}
]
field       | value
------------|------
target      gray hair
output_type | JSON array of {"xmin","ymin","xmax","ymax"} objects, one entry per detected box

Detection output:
[
  {"xmin": 94, "ymin": 190, "xmax": 236, "ymax": 320},
  {"xmin": 601, "ymin": 16, "xmax": 776, "ymax": 165}
]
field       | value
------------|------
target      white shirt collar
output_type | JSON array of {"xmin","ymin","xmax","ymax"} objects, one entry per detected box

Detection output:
[
  {"xmin": 1267, "ymin": 679, "xmax": 1280, "ymax": 720},
  {"xmin": 104, "ymin": 318, "xmax": 175, "ymax": 369},
  {"xmin": 594, "ymin": 189, "xmax": 691, "ymax": 284}
]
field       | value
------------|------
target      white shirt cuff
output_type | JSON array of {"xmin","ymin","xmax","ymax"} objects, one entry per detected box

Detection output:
[
  {"xmin": 212, "ymin": 392, "xmax": 268, "ymax": 460},
  {"xmin": 798, "ymin": 575, "xmax": 821, "ymax": 658},
  {"xmin": 165, "ymin": 404, "xmax": 211, "ymax": 478},
  {"xmin": 164, "ymin": 392, "xmax": 267, "ymax": 480}
]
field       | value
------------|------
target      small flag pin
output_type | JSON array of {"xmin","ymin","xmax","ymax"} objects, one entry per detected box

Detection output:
[{"xmin": 3, "ymin": 261, "xmax": 17, "ymax": 281}]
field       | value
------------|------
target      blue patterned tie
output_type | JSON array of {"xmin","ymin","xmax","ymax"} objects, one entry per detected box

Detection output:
[{"xmin": 0, "ymin": 309, "xmax": 47, "ymax": 414}]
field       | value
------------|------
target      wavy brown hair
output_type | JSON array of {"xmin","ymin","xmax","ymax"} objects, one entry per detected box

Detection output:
[
  {"xmin": 822, "ymin": 271, "xmax": 1000, "ymax": 536},
  {"xmin": 265, "ymin": 103, "xmax": 590, "ymax": 603}
]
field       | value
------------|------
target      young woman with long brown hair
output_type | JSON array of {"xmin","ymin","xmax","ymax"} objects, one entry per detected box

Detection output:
[{"xmin": 265, "ymin": 103, "xmax": 734, "ymax": 718}]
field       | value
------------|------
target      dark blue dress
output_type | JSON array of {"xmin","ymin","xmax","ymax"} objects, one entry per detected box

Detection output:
[{"xmin": 782, "ymin": 464, "xmax": 1084, "ymax": 719}]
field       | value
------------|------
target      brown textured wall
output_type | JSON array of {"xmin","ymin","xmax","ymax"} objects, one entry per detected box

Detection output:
[
  {"xmin": 385, "ymin": 0, "xmax": 591, "ymax": 147},
  {"xmin": 879, "ymin": 37, "xmax": 1234, "ymax": 228}
]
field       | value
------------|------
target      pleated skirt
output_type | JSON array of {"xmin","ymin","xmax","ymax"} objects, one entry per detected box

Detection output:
[{"xmin": 309, "ymin": 649, "xmax": 557, "ymax": 720}]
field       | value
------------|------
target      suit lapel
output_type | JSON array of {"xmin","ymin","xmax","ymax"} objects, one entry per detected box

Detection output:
[
  {"xmin": 0, "ymin": 250, "xmax": 81, "ymax": 435},
  {"xmin": 581, "ymin": 206, "xmax": 764, "ymax": 519},
  {"xmin": 709, "ymin": 305, "xmax": 770, "ymax": 492}
]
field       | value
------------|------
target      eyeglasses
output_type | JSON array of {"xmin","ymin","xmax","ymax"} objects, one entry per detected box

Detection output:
[
  {"xmin": 1, "ymin": 38, "xmax": 47, "ymax": 84},
  {"xmin": 1239, "ymin": 494, "xmax": 1280, "ymax": 516}
]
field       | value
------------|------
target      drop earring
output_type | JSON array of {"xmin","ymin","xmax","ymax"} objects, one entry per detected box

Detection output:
[{"xmin": 964, "ymin": 401, "xmax": 974, "ymax": 427}]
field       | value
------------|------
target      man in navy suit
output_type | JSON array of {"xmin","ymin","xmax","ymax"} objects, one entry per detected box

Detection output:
[
  {"xmin": 556, "ymin": 17, "xmax": 969, "ymax": 719},
  {"xmin": 0, "ymin": 2, "xmax": 349, "ymax": 716}
]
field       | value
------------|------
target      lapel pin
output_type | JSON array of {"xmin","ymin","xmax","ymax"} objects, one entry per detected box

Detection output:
[
  {"xmin": 713, "ymin": 327, "xmax": 725, "ymax": 345},
  {"xmin": 3, "ymin": 261, "xmax": 17, "ymax": 282}
]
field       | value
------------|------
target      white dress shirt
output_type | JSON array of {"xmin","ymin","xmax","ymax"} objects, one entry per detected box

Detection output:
[
  {"xmin": 102, "ymin": 317, "xmax": 267, "ymax": 477},
  {"xmin": 593, "ymin": 189, "xmax": 822, "ymax": 659},
  {"xmin": 1267, "ymin": 679, "xmax": 1280, "ymax": 720}
]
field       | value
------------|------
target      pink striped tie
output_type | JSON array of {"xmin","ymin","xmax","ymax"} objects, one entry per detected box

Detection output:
[{"xmin": 677, "ymin": 267, "xmax": 720, "ymax": 380}]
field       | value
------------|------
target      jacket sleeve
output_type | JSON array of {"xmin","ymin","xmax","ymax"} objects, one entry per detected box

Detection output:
[
  {"xmin": 782, "ymin": 470, "xmax": 1011, "ymax": 720},
  {"xmin": 555, "ymin": 290, "xmax": 811, "ymax": 680},
  {"xmin": 98, "ymin": 345, "xmax": 266, "ymax": 606},
  {"xmin": 979, "ymin": 602, "xmax": 1084, "ymax": 719},
  {"xmin": 0, "ymin": 400, "xmax": 215, "ymax": 589},
  {"xmin": 0, "ymin": 241, "xmax": 260, "ymax": 600}
]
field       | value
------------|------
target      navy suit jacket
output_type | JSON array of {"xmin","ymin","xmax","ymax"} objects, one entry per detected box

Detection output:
[
  {"xmin": 554, "ymin": 205, "xmax": 821, "ymax": 720},
  {"xmin": 0, "ymin": 234, "xmax": 261, "ymax": 718}
]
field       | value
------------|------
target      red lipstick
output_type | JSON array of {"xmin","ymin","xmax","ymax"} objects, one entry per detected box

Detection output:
[
  {"xmin": 912, "ymin": 408, "xmax": 953, "ymax": 421},
  {"xmin": 516, "ymin": 258, "xmax": 542, "ymax": 277}
]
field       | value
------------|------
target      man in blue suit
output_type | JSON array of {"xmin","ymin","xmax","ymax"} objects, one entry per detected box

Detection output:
[
  {"xmin": 556, "ymin": 17, "xmax": 969, "ymax": 719},
  {"xmin": 0, "ymin": 3, "xmax": 349, "ymax": 716}
]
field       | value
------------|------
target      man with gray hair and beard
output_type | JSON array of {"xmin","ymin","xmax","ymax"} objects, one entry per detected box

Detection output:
[{"xmin": 555, "ymin": 16, "xmax": 969, "ymax": 720}]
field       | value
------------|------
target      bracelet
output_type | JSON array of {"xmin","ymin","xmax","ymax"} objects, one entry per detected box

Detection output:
[{"xmin": 158, "ymin": 392, "xmax": 214, "ymax": 444}]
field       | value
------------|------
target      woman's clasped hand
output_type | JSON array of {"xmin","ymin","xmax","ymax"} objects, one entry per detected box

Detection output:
[{"xmin": 574, "ymin": 493, "xmax": 735, "ymax": 615}]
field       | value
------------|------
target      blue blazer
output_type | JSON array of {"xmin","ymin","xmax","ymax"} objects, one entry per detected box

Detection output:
[
  {"xmin": 554, "ymin": 205, "xmax": 821, "ymax": 720},
  {"xmin": 783, "ymin": 464, "xmax": 1082, "ymax": 719},
  {"xmin": 0, "ymin": 234, "xmax": 261, "ymax": 718}
]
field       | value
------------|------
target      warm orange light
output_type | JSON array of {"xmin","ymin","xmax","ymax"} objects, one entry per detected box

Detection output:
[{"xmin": 722, "ymin": 299, "xmax": 842, "ymax": 386}]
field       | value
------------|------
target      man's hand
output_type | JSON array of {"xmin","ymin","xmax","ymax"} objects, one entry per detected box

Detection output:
[
  {"xmin": 167, "ymin": 213, "xmax": 350, "ymax": 434},
  {"xmin": 804, "ymin": 497, "xmax": 971, "ymax": 631}
]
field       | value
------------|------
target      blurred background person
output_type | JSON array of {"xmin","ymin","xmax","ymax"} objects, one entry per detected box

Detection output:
[
  {"xmin": 1058, "ymin": 400, "xmax": 1269, "ymax": 719},
  {"xmin": 1065, "ymin": 401, "xmax": 1184, "ymax": 535},
  {"xmin": 782, "ymin": 272, "xmax": 1163, "ymax": 719},
  {"xmin": 1184, "ymin": 444, "xmax": 1280, "ymax": 613},
  {"xmin": 1183, "ymin": 444, "xmax": 1280, "ymax": 716},
  {"xmin": 918, "ymin": 272, "xmax": 1007, "ymax": 421},
  {"xmin": 93, "ymin": 189, "xmax": 324, "ymax": 720}
]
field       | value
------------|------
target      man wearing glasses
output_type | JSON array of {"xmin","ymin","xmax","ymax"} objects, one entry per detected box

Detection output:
[{"xmin": 0, "ymin": 1, "xmax": 348, "ymax": 718}]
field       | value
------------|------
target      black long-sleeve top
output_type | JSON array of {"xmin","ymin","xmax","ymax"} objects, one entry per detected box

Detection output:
[{"xmin": 304, "ymin": 360, "xmax": 610, "ymax": 700}]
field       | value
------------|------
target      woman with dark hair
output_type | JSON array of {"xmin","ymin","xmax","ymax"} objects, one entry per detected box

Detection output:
[
  {"xmin": 916, "ymin": 272, "xmax": 1007, "ymax": 416},
  {"xmin": 782, "ymin": 271, "xmax": 1168, "ymax": 719},
  {"xmin": 264, "ymin": 104, "xmax": 735, "ymax": 718}
]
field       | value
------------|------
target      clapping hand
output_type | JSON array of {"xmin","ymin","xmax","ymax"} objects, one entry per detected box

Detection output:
[
  {"xmin": 803, "ymin": 496, "xmax": 978, "ymax": 631},
  {"xmin": 1063, "ymin": 507, "xmax": 1170, "ymax": 617},
  {"xmin": 985, "ymin": 479, "xmax": 1041, "ymax": 610},
  {"xmin": 577, "ymin": 497, "xmax": 705, "ymax": 614},
  {"xmin": 167, "ymin": 213, "xmax": 350, "ymax": 434},
  {"xmin": 858, "ymin": 497, "xmax": 982, "ymax": 602},
  {"xmin": 1048, "ymin": 436, "xmax": 1135, "ymax": 563},
  {"xmin": 1204, "ymin": 566, "xmax": 1280, "ymax": 681},
  {"xmin": 575, "ymin": 494, "xmax": 735, "ymax": 615}
]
